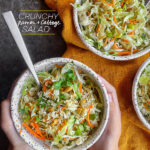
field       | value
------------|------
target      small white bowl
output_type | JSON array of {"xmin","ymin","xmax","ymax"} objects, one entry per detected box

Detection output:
[
  {"xmin": 73, "ymin": 0, "xmax": 150, "ymax": 61},
  {"xmin": 132, "ymin": 57, "xmax": 150, "ymax": 129},
  {"xmin": 11, "ymin": 57, "xmax": 109, "ymax": 150}
]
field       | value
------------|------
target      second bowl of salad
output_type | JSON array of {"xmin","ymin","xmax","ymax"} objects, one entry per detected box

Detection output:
[
  {"xmin": 73, "ymin": 0, "xmax": 150, "ymax": 61},
  {"xmin": 11, "ymin": 58, "xmax": 109, "ymax": 150},
  {"xmin": 132, "ymin": 57, "xmax": 150, "ymax": 129}
]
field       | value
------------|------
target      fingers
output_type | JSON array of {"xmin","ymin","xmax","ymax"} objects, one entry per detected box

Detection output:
[
  {"xmin": 98, "ymin": 75, "xmax": 121, "ymax": 118},
  {"xmin": 0, "ymin": 99, "xmax": 24, "ymax": 146},
  {"xmin": 98, "ymin": 75, "xmax": 121, "ymax": 138},
  {"xmin": 98, "ymin": 76, "xmax": 116, "ymax": 93}
]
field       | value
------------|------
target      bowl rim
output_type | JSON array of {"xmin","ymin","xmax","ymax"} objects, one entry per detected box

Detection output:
[
  {"xmin": 11, "ymin": 57, "xmax": 109, "ymax": 150},
  {"xmin": 132, "ymin": 57, "xmax": 150, "ymax": 130},
  {"xmin": 73, "ymin": 0, "xmax": 150, "ymax": 61}
]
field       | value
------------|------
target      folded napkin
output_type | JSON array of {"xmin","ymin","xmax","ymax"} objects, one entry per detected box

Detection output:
[{"xmin": 45, "ymin": 0, "xmax": 150, "ymax": 149}]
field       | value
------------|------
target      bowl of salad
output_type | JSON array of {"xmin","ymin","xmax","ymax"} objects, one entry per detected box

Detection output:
[
  {"xmin": 132, "ymin": 57, "xmax": 150, "ymax": 129},
  {"xmin": 11, "ymin": 58, "xmax": 109, "ymax": 150},
  {"xmin": 73, "ymin": 0, "xmax": 150, "ymax": 61}
]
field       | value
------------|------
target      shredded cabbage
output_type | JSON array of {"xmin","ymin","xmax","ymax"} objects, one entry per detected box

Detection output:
[
  {"xmin": 137, "ymin": 63, "xmax": 150, "ymax": 122},
  {"xmin": 18, "ymin": 62, "xmax": 104, "ymax": 149},
  {"xmin": 74, "ymin": 0, "xmax": 150, "ymax": 56}
]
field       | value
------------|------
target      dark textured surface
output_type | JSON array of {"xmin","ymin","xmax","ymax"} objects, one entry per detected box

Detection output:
[{"xmin": 0, "ymin": 0, "xmax": 66, "ymax": 149}]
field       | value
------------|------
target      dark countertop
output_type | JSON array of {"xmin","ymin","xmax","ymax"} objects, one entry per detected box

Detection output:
[{"xmin": 0, "ymin": 0, "xmax": 66, "ymax": 149}]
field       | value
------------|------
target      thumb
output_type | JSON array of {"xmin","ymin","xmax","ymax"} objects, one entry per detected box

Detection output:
[{"xmin": 0, "ymin": 99, "xmax": 25, "ymax": 147}]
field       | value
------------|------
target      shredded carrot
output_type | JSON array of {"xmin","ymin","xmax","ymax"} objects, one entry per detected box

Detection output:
[
  {"xmin": 87, "ymin": 11, "xmax": 90, "ymax": 16},
  {"xmin": 126, "ymin": 20, "xmax": 139, "ymax": 24},
  {"xmin": 104, "ymin": 38, "xmax": 108, "ymax": 46},
  {"xmin": 96, "ymin": 24, "xmax": 101, "ymax": 33},
  {"xmin": 42, "ymin": 85, "xmax": 47, "ymax": 92},
  {"xmin": 64, "ymin": 138, "xmax": 67, "ymax": 142},
  {"xmin": 23, "ymin": 122, "xmax": 45, "ymax": 140},
  {"xmin": 48, "ymin": 88, "xmax": 54, "ymax": 96},
  {"xmin": 117, "ymin": 49, "xmax": 139, "ymax": 56},
  {"xmin": 111, "ymin": 37, "xmax": 115, "ymax": 42},
  {"xmin": 87, "ymin": 104, "xmax": 95, "ymax": 128},
  {"xmin": 45, "ymin": 80, "xmax": 49, "ymax": 86},
  {"xmin": 34, "ymin": 123, "xmax": 44, "ymax": 138},
  {"xmin": 45, "ymin": 80, "xmax": 53, "ymax": 87},
  {"xmin": 121, "ymin": 39, "xmax": 129, "ymax": 43},
  {"xmin": 66, "ymin": 128, "xmax": 68, "ymax": 134},
  {"xmin": 78, "ymin": 70, "xmax": 82, "ymax": 74},
  {"xmin": 57, "ymin": 105, "xmax": 60, "ymax": 108},
  {"xmin": 55, "ymin": 64, "xmax": 63, "ymax": 68},
  {"xmin": 70, "ymin": 137, "xmax": 77, "ymax": 140},
  {"xmin": 143, "ymin": 103, "xmax": 150, "ymax": 111},
  {"xmin": 20, "ymin": 121, "xmax": 29, "ymax": 135},
  {"xmin": 36, "ymin": 106, "xmax": 40, "ymax": 111},
  {"xmin": 113, "ymin": 16, "xmax": 118, "ymax": 25},
  {"xmin": 30, "ymin": 106, "xmax": 34, "ymax": 111},
  {"xmin": 117, "ymin": 51, "xmax": 131, "ymax": 56},
  {"xmin": 31, "ymin": 122, "xmax": 35, "ymax": 128},
  {"xmin": 56, "ymin": 121, "xmax": 66, "ymax": 133},
  {"xmin": 56, "ymin": 125, "xmax": 61, "ymax": 133},
  {"xmin": 121, "ymin": 2, "xmax": 124, "ymax": 7},
  {"xmin": 106, "ymin": 17, "xmax": 109, "ymax": 21},
  {"xmin": 27, "ymin": 91, "xmax": 31, "ymax": 97},
  {"xmin": 103, "ymin": 0, "xmax": 114, "ymax": 7},
  {"xmin": 73, "ymin": 126, "xmax": 76, "ymax": 130},
  {"xmin": 59, "ymin": 107, "xmax": 66, "ymax": 113},
  {"xmin": 133, "ymin": 49, "xmax": 140, "ymax": 53},
  {"xmin": 80, "ymin": 119, "xmax": 85, "ymax": 124},
  {"xmin": 79, "ymin": 81, "xmax": 82, "ymax": 94},
  {"xmin": 19, "ymin": 122, "xmax": 24, "ymax": 135},
  {"xmin": 128, "ymin": 19, "xmax": 136, "ymax": 22},
  {"xmin": 46, "ymin": 136, "xmax": 53, "ymax": 140},
  {"xmin": 128, "ymin": 30, "xmax": 135, "ymax": 35},
  {"xmin": 113, "ymin": 43, "xmax": 119, "ymax": 49},
  {"xmin": 109, "ymin": 51, "xmax": 114, "ymax": 54}
]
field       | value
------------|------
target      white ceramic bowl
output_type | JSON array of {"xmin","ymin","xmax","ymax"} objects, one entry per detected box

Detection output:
[
  {"xmin": 73, "ymin": 0, "xmax": 150, "ymax": 61},
  {"xmin": 11, "ymin": 58, "xmax": 109, "ymax": 150},
  {"xmin": 132, "ymin": 57, "xmax": 150, "ymax": 129}
]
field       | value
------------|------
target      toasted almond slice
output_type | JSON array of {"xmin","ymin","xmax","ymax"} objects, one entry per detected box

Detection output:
[{"xmin": 64, "ymin": 86, "xmax": 73, "ymax": 92}]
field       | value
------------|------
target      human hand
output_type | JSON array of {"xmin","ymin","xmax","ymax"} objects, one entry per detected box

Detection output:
[
  {"xmin": 0, "ymin": 76, "xmax": 121, "ymax": 150},
  {"xmin": 0, "ymin": 98, "xmax": 33, "ymax": 150},
  {"xmin": 0, "ymin": 80, "xmax": 33, "ymax": 150},
  {"xmin": 89, "ymin": 76, "xmax": 121, "ymax": 150}
]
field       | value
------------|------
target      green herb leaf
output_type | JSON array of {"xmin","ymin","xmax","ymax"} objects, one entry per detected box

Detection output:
[
  {"xmin": 54, "ymin": 80, "xmax": 62, "ymax": 90},
  {"xmin": 73, "ymin": 82, "xmax": 81, "ymax": 99},
  {"xmin": 75, "ymin": 125, "xmax": 84, "ymax": 136},
  {"xmin": 25, "ymin": 106, "xmax": 29, "ymax": 114},
  {"xmin": 41, "ymin": 103, "xmax": 46, "ymax": 108},
  {"xmin": 123, "ymin": 4, "xmax": 127, "ymax": 11},
  {"xmin": 24, "ymin": 115, "xmax": 30, "ymax": 121},
  {"xmin": 22, "ymin": 88, "xmax": 26, "ymax": 96},
  {"xmin": 141, "ymin": 33, "xmax": 146, "ymax": 40},
  {"xmin": 65, "ymin": 70, "xmax": 76, "ymax": 80},
  {"xmin": 37, "ymin": 97, "xmax": 42, "ymax": 105},
  {"xmin": 56, "ymin": 101, "xmax": 62, "ymax": 105},
  {"xmin": 90, "ymin": 114, "xmax": 96, "ymax": 120},
  {"xmin": 127, "ymin": 24, "xmax": 135, "ymax": 30},
  {"xmin": 59, "ymin": 94, "xmax": 66, "ymax": 100},
  {"xmin": 36, "ymin": 116, "xmax": 40, "ymax": 123},
  {"xmin": 76, "ymin": 3, "xmax": 80, "ymax": 8}
]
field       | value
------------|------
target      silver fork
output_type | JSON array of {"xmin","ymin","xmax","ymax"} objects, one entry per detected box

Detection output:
[{"xmin": 2, "ymin": 11, "xmax": 41, "ymax": 86}]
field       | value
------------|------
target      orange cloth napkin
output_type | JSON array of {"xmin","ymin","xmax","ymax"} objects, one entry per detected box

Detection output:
[{"xmin": 45, "ymin": 0, "xmax": 150, "ymax": 149}]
